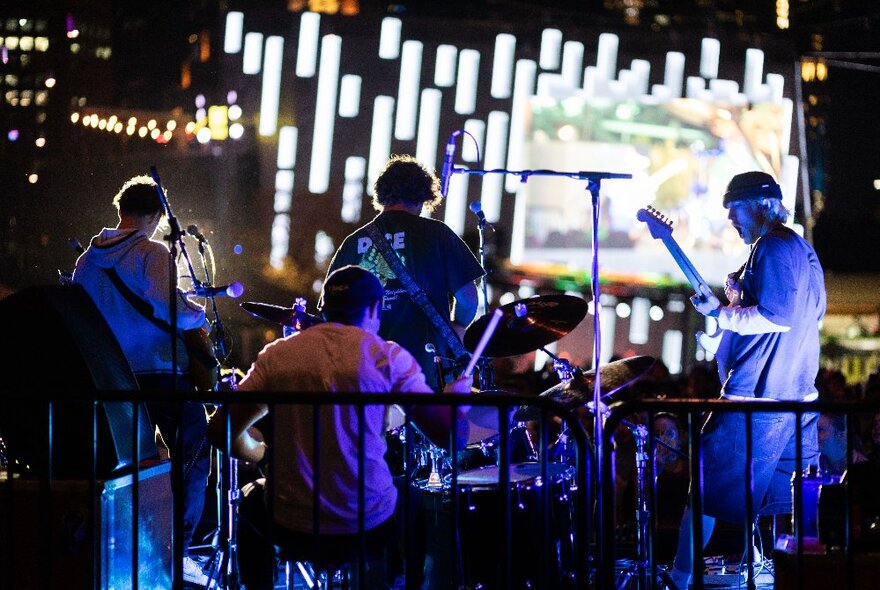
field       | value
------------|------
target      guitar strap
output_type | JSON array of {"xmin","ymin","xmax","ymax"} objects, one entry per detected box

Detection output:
[
  {"xmin": 103, "ymin": 267, "xmax": 216, "ymax": 368},
  {"xmin": 364, "ymin": 222, "xmax": 470, "ymax": 362},
  {"xmin": 104, "ymin": 266, "xmax": 177, "ymax": 334}
]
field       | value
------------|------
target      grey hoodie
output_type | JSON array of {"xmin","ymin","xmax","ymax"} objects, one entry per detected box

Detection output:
[{"xmin": 73, "ymin": 228, "xmax": 206, "ymax": 375}]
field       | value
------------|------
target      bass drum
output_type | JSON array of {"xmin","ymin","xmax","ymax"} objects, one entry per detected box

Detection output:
[
  {"xmin": 455, "ymin": 425, "xmax": 540, "ymax": 473},
  {"xmin": 420, "ymin": 462, "xmax": 578, "ymax": 589}
]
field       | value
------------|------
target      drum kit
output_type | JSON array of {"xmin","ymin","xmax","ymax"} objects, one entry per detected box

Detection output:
[{"xmin": 241, "ymin": 293, "xmax": 657, "ymax": 589}]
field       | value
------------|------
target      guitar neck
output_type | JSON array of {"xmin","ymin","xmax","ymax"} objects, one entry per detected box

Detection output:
[{"xmin": 660, "ymin": 236, "xmax": 710, "ymax": 293}]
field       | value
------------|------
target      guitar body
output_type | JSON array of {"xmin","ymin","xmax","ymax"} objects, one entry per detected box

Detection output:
[{"xmin": 184, "ymin": 326, "xmax": 219, "ymax": 391}]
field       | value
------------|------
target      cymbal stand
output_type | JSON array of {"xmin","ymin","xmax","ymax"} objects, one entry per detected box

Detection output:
[
  {"xmin": 612, "ymin": 418, "xmax": 686, "ymax": 590},
  {"xmin": 204, "ymin": 369, "xmax": 242, "ymax": 590},
  {"xmin": 614, "ymin": 419, "xmax": 650, "ymax": 590},
  {"xmin": 538, "ymin": 346, "xmax": 576, "ymax": 382}
]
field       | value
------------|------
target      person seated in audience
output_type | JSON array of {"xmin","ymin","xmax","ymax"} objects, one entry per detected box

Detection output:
[
  {"xmin": 862, "ymin": 412, "xmax": 880, "ymax": 471},
  {"xmin": 817, "ymin": 368, "xmax": 855, "ymax": 401},
  {"xmin": 652, "ymin": 413, "xmax": 691, "ymax": 562},
  {"xmin": 818, "ymin": 412, "xmax": 868, "ymax": 476},
  {"xmin": 862, "ymin": 372, "xmax": 880, "ymax": 402},
  {"xmin": 682, "ymin": 362, "xmax": 722, "ymax": 400},
  {"xmin": 208, "ymin": 266, "xmax": 470, "ymax": 589}
]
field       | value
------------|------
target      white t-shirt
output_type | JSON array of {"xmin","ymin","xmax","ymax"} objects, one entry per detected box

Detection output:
[{"xmin": 238, "ymin": 322, "xmax": 431, "ymax": 534}]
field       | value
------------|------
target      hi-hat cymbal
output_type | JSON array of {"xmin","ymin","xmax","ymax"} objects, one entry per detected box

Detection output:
[
  {"xmin": 463, "ymin": 294, "xmax": 588, "ymax": 358},
  {"xmin": 512, "ymin": 355, "xmax": 656, "ymax": 421},
  {"xmin": 240, "ymin": 301, "xmax": 321, "ymax": 330}
]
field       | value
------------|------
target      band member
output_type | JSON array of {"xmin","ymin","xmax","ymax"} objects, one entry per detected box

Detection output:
[
  {"xmin": 327, "ymin": 154, "xmax": 484, "ymax": 390},
  {"xmin": 73, "ymin": 175, "xmax": 211, "ymax": 586},
  {"xmin": 208, "ymin": 265, "xmax": 470, "ymax": 589},
  {"xmin": 667, "ymin": 171, "xmax": 826, "ymax": 589}
]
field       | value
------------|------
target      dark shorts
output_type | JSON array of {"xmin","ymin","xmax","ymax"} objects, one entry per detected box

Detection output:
[{"xmin": 697, "ymin": 410, "xmax": 819, "ymax": 524}]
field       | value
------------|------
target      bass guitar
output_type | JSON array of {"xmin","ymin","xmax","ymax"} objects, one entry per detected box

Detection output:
[{"xmin": 636, "ymin": 206, "xmax": 723, "ymax": 353}]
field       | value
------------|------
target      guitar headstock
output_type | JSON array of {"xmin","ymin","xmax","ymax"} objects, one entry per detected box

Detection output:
[{"xmin": 636, "ymin": 206, "xmax": 673, "ymax": 240}]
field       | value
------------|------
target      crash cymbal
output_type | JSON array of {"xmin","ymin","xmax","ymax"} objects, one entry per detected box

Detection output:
[
  {"xmin": 463, "ymin": 294, "xmax": 588, "ymax": 358},
  {"xmin": 512, "ymin": 355, "xmax": 656, "ymax": 421},
  {"xmin": 240, "ymin": 301, "xmax": 321, "ymax": 330}
]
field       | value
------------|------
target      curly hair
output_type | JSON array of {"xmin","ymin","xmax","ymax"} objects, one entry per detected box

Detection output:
[
  {"xmin": 112, "ymin": 175, "xmax": 164, "ymax": 217},
  {"xmin": 371, "ymin": 154, "xmax": 443, "ymax": 213}
]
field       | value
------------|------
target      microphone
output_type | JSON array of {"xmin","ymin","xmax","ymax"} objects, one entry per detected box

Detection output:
[
  {"xmin": 186, "ymin": 282, "xmax": 245, "ymax": 298},
  {"xmin": 186, "ymin": 224, "xmax": 207, "ymax": 242},
  {"xmin": 440, "ymin": 131, "xmax": 461, "ymax": 197},
  {"xmin": 68, "ymin": 238, "xmax": 85, "ymax": 255},
  {"xmin": 468, "ymin": 201, "xmax": 492, "ymax": 229}
]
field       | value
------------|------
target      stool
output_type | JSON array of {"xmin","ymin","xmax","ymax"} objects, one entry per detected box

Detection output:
[{"xmin": 273, "ymin": 521, "xmax": 396, "ymax": 589}]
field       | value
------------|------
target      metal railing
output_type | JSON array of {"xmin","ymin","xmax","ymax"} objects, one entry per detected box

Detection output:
[
  {"xmin": 5, "ymin": 389, "xmax": 874, "ymax": 589},
  {"xmin": 599, "ymin": 398, "xmax": 880, "ymax": 590},
  {"xmin": 1, "ymin": 389, "xmax": 591, "ymax": 590}
]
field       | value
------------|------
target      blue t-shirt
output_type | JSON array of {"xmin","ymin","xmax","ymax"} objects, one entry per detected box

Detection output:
[{"xmin": 716, "ymin": 226, "xmax": 826, "ymax": 400}]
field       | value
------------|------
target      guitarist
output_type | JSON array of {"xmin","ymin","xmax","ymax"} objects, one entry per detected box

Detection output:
[
  {"xmin": 327, "ymin": 155, "xmax": 484, "ymax": 390},
  {"xmin": 667, "ymin": 172, "xmax": 826, "ymax": 590},
  {"xmin": 73, "ymin": 175, "xmax": 212, "ymax": 586}
]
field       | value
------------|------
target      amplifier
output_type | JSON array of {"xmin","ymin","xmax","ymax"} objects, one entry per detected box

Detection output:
[{"xmin": 0, "ymin": 461, "xmax": 172, "ymax": 589}]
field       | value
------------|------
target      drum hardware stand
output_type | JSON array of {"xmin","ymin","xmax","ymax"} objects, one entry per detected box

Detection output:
[
  {"xmin": 613, "ymin": 419, "xmax": 688, "ymax": 590},
  {"xmin": 613, "ymin": 419, "xmax": 650, "ymax": 590},
  {"xmin": 425, "ymin": 448, "xmax": 446, "ymax": 489},
  {"xmin": 202, "ymin": 370, "xmax": 243, "ymax": 589}
]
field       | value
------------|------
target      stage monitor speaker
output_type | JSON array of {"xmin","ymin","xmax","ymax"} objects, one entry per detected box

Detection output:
[
  {"xmin": 0, "ymin": 285, "xmax": 157, "ymax": 478},
  {"xmin": 0, "ymin": 461, "xmax": 173, "ymax": 589}
]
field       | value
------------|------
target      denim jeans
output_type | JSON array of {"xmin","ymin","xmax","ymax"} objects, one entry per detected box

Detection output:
[
  {"xmin": 137, "ymin": 374, "xmax": 211, "ymax": 553},
  {"xmin": 699, "ymin": 410, "xmax": 819, "ymax": 524},
  {"xmin": 672, "ymin": 409, "xmax": 819, "ymax": 576}
]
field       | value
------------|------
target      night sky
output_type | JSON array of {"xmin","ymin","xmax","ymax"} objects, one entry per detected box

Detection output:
[{"xmin": 811, "ymin": 64, "xmax": 880, "ymax": 273}]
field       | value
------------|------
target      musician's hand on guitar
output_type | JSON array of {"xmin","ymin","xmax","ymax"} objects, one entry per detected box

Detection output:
[
  {"xmin": 691, "ymin": 284, "xmax": 721, "ymax": 317},
  {"xmin": 724, "ymin": 272, "xmax": 742, "ymax": 306}
]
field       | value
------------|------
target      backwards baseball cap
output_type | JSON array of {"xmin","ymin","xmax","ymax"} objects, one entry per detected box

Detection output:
[
  {"xmin": 722, "ymin": 171, "xmax": 782, "ymax": 207},
  {"xmin": 319, "ymin": 265, "xmax": 384, "ymax": 313}
]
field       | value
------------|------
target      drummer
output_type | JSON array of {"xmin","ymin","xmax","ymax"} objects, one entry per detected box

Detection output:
[{"xmin": 209, "ymin": 265, "xmax": 471, "ymax": 589}]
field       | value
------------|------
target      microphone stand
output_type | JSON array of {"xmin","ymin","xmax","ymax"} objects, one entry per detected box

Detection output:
[
  {"xmin": 192, "ymin": 232, "xmax": 230, "ymax": 365},
  {"xmin": 475, "ymin": 212, "xmax": 490, "ymax": 317},
  {"xmin": 187, "ymin": 227, "xmax": 242, "ymax": 590},
  {"xmin": 150, "ymin": 168, "xmax": 232, "ymax": 589},
  {"xmin": 149, "ymin": 166, "xmax": 192, "ymax": 589},
  {"xmin": 449, "ymin": 162, "xmax": 632, "ymax": 588}
]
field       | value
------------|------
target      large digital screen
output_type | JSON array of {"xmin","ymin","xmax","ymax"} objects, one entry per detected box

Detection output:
[{"xmin": 510, "ymin": 96, "xmax": 799, "ymax": 286}]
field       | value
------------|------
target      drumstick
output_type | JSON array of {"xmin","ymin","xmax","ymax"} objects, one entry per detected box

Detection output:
[{"xmin": 463, "ymin": 308, "xmax": 504, "ymax": 378}]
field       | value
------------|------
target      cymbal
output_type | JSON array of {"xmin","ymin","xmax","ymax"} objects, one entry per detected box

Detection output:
[
  {"xmin": 240, "ymin": 301, "xmax": 321, "ymax": 330},
  {"xmin": 463, "ymin": 294, "xmax": 588, "ymax": 358},
  {"xmin": 512, "ymin": 355, "xmax": 656, "ymax": 421}
]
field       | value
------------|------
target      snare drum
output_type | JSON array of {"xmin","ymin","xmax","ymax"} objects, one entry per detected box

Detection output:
[{"xmin": 443, "ymin": 462, "xmax": 577, "ymax": 589}]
